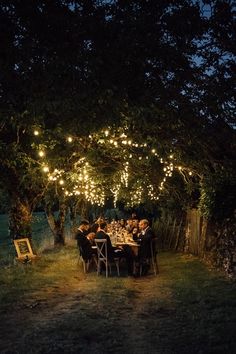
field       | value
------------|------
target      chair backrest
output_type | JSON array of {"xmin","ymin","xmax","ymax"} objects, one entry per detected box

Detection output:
[{"xmin": 94, "ymin": 239, "xmax": 107, "ymax": 261}]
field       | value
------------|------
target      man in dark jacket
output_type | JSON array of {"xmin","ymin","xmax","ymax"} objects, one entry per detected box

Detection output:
[
  {"xmin": 95, "ymin": 222, "xmax": 121, "ymax": 260},
  {"xmin": 75, "ymin": 220, "xmax": 94, "ymax": 262},
  {"xmin": 137, "ymin": 219, "xmax": 155, "ymax": 274}
]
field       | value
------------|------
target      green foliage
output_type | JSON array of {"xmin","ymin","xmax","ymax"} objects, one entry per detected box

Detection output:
[
  {"xmin": 199, "ymin": 174, "xmax": 236, "ymax": 220},
  {"xmin": 0, "ymin": 0, "xmax": 235, "ymax": 225}
]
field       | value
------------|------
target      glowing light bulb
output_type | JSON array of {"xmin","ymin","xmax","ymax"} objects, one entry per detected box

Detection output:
[
  {"xmin": 34, "ymin": 130, "xmax": 39, "ymax": 136},
  {"xmin": 38, "ymin": 151, "xmax": 45, "ymax": 157},
  {"xmin": 59, "ymin": 179, "xmax": 64, "ymax": 185},
  {"xmin": 67, "ymin": 136, "xmax": 73, "ymax": 143},
  {"xmin": 42, "ymin": 166, "xmax": 49, "ymax": 173}
]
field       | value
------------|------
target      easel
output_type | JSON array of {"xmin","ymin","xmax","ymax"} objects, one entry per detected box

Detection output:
[{"xmin": 13, "ymin": 238, "xmax": 37, "ymax": 264}]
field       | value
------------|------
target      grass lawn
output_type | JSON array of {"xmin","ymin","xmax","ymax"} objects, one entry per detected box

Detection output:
[{"xmin": 0, "ymin": 245, "xmax": 235, "ymax": 354}]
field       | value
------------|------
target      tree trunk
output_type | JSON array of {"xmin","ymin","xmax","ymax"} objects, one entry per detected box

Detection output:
[
  {"xmin": 45, "ymin": 202, "xmax": 66, "ymax": 247},
  {"xmin": 8, "ymin": 198, "xmax": 32, "ymax": 239},
  {"xmin": 78, "ymin": 198, "xmax": 90, "ymax": 220},
  {"xmin": 69, "ymin": 203, "xmax": 79, "ymax": 239}
]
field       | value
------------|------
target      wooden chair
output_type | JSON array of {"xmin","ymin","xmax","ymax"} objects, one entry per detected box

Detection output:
[
  {"xmin": 139, "ymin": 237, "xmax": 159, "ymax": 276},
  {"xmin": 94, "ymin": 239, "xmax": 120, "ymax": 277},
  {"xmin": 78, "ymin": 246, "xmax": 97, "ymax": 273}
]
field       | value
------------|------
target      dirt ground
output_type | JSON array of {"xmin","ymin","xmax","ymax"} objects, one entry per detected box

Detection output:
[{"xmin": 0, "ymin": 251, "xmax": 235, "ymax": 354}]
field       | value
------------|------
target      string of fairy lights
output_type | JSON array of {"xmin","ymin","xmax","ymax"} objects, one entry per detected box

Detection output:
[{"xmin": 33, "ymin": 127, "xmax": 194, "ymax": 207}]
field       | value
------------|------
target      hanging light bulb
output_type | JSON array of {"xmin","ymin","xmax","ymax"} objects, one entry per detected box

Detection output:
[
  {"xmin": 42, "ymin": 166, "xmax": 49, "ymax": 173},
  {"xmin": 38, "ymin": 150, "xmax": 45, "ymax": 157}
]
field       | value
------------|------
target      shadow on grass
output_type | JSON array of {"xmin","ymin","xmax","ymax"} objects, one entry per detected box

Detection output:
[{"xmin": 0, "ymin": 250, "xmax": 235, "ymax": 354}]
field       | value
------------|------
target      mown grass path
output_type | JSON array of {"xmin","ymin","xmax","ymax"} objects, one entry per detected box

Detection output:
[{"xmin": 0, "ymin": 248, "xmax": 235, "ymax": 353}]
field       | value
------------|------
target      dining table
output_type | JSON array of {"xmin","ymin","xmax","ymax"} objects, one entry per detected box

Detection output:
[{"xmin": 112, "ymin": 235, "xmax": 140, "ymax": 257}]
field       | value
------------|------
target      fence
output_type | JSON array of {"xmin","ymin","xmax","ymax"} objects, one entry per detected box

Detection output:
[
  {"xmin": 154, "ymin": 209, "xmax": 207, "ymax": 255},
  {"xmin": 154, "ymin": 209, "xmax": 236, "ymax": 277}
]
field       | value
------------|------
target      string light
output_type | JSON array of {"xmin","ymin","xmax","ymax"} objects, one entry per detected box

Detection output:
[
  {"xmin": 33, "ymin": 126, "xmax": 195, "ymax": 207},
  {"xmin": 38, "ymin": 151, "xmax": 45, "ymax": 157},
  {"xmin": 42, "ymin": 166, "xmax": 49, "ymax": 173}
]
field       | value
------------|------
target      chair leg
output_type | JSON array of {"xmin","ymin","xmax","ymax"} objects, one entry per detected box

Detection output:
[
  {"xmin": 83, "ymin": 260, "xmax": 86, "ymax": 273},
  {"xmin": 86, "ymin": 260, "xmax": 90, "ymax": 272},
  {"xmin": 151, "ymin": 254, "xmax": 159, "ymax": 276},
  {"xmin": 133, "ymin": 261, "xmax": 136, "ymax": 275},
  {"xmin": 155, "ymin": 255, "xmax": 159, "ymax": 274},
  {"xmin": 97, "ymin": 260, "xmax": 101, "ymax": 275},
  {"xmin": 139, "ymin": 263, "xmax": 142, "ymax": 277},
  {"xmin": 115, "ymin": 259, "xmax": 120, "ymax": 276},
  {"xmin": 151, "ymin": 255, "xmax": 156, "ymax": 276},
  {"xmin": 105, "ymin": 260, "xmax": 108, "ymax": 278},
  {"xmin": 93, "ymin": 255, "xmax": 98, "ymax": 268}
]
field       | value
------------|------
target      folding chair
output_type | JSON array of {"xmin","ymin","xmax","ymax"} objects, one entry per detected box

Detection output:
[{"xmin": 94, "ymin": 239, "xmax": 120, "ymax": 277}]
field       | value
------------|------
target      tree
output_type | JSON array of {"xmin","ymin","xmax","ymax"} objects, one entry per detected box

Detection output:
[{"xmin": 0, "ymin": 0, "xmax": 235, "ymax": 247}]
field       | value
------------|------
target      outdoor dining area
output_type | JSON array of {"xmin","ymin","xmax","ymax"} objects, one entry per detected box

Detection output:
[{"xmin": 76, "ymin": 217, "xmax": 159, "ymax": 278}]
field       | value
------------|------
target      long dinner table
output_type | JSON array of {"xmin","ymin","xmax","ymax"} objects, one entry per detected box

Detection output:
[{"xmin": 110, "ymin": 232, "xmax": 140, "ymax": 257}]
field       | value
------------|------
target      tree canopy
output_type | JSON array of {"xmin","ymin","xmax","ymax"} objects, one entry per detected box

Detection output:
[{"xmin": 0, "ymin": 0, "xmax": 235, "ymax": 239}]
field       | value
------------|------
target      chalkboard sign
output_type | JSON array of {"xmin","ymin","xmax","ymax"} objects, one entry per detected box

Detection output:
[{"xmin": 14, "ymin": 238, "xmax": 36, "ymax": 260}]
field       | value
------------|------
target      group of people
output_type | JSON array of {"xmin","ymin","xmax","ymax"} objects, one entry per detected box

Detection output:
[{"xmin": 75, "ymin": 216, "xmax": 156, "ymax": 276}]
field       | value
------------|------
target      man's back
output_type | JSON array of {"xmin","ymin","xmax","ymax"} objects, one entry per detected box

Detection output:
[{"xmin": 76, "ymin": 230, "xmax": 93, "ymax": 261}]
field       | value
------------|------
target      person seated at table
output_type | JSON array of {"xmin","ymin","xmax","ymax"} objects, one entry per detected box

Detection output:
[
  {"xmin": 132, "ymin": 218, "xmax": 139, "ymax": 229},
  {"xmin": 132, "ymin": 227, "xmax": 140, "ymax": 241},
  {"xmin": 87, "ymin": 222, "xmax": 99, "ymax": 246},
  {"xmin": 118, "ymin": 219, "xmax": 126, "ymax": 229},
  {"xmin": 96, "ymin": 215, "xmax": 106, "ymax": 225},
  {"xmin": 75, "ymin": 220, "xmax": 97, "ymax": 262},
  {"xmin": 126, "ymin": 218, "xmax": 134, "ymax": 233},
  {"xmin": 135, "ymin": 219, "xmax": 155, "ymax": 275},
  {"xmin": 95, "ymin": 222, "xmax": 134, "ymax": 275}
]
